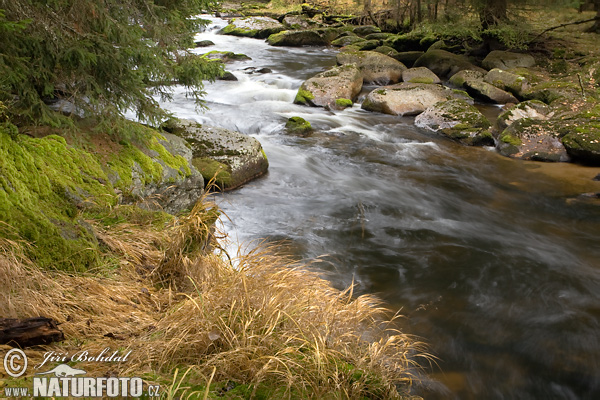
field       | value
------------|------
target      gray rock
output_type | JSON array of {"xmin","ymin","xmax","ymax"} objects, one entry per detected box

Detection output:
[
  {"xmin": 496, "ymin": 100, "xmax": 552, "ymax": 132},
  {"xmin": 163, "ymin": 119, "xmax": 269, "ymax": 190},
  {"xmin": 195, "ymin": 40, "xmax": 215, "ymax": 47},
  {"xmin": 294, "ymin": 64, "xmax": 363, "ymax": 108},
  {"xmin": 331, "ymin": 36, "xmax": 365, "ymax": 47},
  {"xmin": 218, "ymin": 71, "xmax": 238, "ymax": 81},
  {"xmin": 393, "ymin": 51, "xmax": 425, "ymax": 68},
  {"xmin": 414, "ymin": 49, "xmax": 485, "ymax": 78},
  {"xmin": 336, "ymin": 50, "xmax": 406, "ymax": 85},
  {"xmin": 482, "ymin": 50, "xmax": 536, "ymax": 70},
  {"xmin": 497, "ymin": 119, "xmax": 569, "ymax": 162},
  {"xmin": 373, "ymin": 46, "xmax": 400, "ymax": 58},
  {"xmin": 484, "ymin": 68, "xmax": 530, "ymax": 98},
  {"xmin": 282, "ymin": 15, "xmax": 314, "ymax": 29},
  {"xmin": 415, "ymin": 99, "xmax": 494, "ymax": 146},
  {"xmin": 361, "ymin": 83, "xmax": 470, "ymax": 116},
  {"xmin": 402, "ymin": 67, "xmax": 441, "ymax": 84},
  {"xmin": 449, "ymin": 70, "xmax": 518, "ymax": 104}
]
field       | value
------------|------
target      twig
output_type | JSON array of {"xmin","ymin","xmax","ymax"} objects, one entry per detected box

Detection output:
[
  {"xmin": 531, "ymin": 16, "xmax": 600, "ymax": 43},
  {"xmin": 577, "ymin": 73, "xmax": 586, "ymax": 100}
]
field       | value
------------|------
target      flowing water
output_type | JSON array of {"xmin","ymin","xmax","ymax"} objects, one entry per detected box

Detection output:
[{"xmin": 159, "ymin": 16, "xmax": 600, "ymax": 399}]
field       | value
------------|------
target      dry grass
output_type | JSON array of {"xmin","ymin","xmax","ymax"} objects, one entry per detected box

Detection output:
[{"xmin": 0, "ymin": 198, "xmax": 426, "ymax": 399}]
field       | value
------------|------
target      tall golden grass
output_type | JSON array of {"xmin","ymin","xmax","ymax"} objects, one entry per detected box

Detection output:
[{"xmin": 0, "ymin": 197, "xmax": 427, "ymax": 399}]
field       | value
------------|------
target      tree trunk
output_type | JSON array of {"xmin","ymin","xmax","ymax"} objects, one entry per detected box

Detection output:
[
  {"xmin": 586, "ymin": 0, "xmax": 600, "ymax": 33},
  {"xmin": 479, "ymin": 0, "xmax": 508, "ymax": 29},
  {"xmin": 0, "ymin": 317, "xmax": 65, "ymax": 348}
]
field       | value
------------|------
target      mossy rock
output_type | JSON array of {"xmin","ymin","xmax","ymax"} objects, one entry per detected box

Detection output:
[
  {"xmin": 336, "ymin": 51, "xmax": 406, "ymax": 85},
  {"xmin": 294, "ymin": 64, "xmax": 363, "ymax": 108},
  {"xmin": 496, "ymin": 100, "xmax": 551, "ymax": 132},
  {"xmin": 402, "ymin": 67, "xmax": 441, "ymax": 84},
  {"xmin": 357, "ymin": 39, "xmax": 381, "ymax": 51},
  {"xmin": 414, "ymin": 99, "xmax": 494, "ymax": 146},
  {"xmin": 496, "ymin": 118, "xmax": 569, "ymax": 162},
  {"xmin": 482, "ymin": 50, "xmax": 535, "ymax": 70},
  {"xmin": 414, "ymin": 49, "xmax": 485, "ymax": 78},
  {"xmin": 285, "ymin": 116, "xmax": 313, "ymax": 136},
  {"xmin": 192, "ymin": 157, "xmax": 232, "ymax": 188},
  {"xmin": 335, "ymin": 98, "xmax": 353, "ymax": 109},
  {"xmin": 195, "ymin": 40, "xmax": 215, "ymax": 47},
  {"xmin": 365, "ymin": 32, "xmax": 393, "ymax": 41},
  {"xmin": 267, "ymin": 30, "xmax": 329, "ymax": 46},
  {"xmin": 331, "ymin": 36, "xmax": 365, "ymax": 47},
  {"xmin": 449, "ymin": 70, "xmax": 518, "ymax": 104},
  {"xmin": 353, "ymin": 25, "xmax": 381, "ymax": 36},
  {"xmin": 560, "ymin": 121, "xmax": 600, "ymax": 165},
  {"xmin": 373, "ymin": 46, "xmax": 399, "ymax": 58},
  {"xmin": 392, "ymin": 51, "xmax": 425, "ymax": 68},
  {"xmin": 522, "ymin": 81, "xmax": 583, "ymax": 105},
  {"xmin": 484, "ymin": 68, "xmax": 530, "ymax": 99},
  {"xmin": 221, "ymin": 16, "xmax": 285, "ymax": 39},
  {"xmin": 202, "ymin": 51, "xmax": 251, "ymax": 63}
]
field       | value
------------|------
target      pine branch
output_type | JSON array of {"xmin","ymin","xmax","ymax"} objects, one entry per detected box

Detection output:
[{"xmin": 531, "ymin": 16, "xmax": 600, "ymax": 43}]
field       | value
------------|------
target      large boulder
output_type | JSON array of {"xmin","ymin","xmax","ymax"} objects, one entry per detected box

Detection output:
[
  {"xmin": 221, "ymin": 17, "xmax": 285, "ymax": 39},
  {"xmin": 294, "ymin": 64, "xmax": 363, "ymax": 109},
  {"xmin": 496, "ymin": 119, "xmax": 569, "ymax": 162},
  {"xmin": 331, "ymin": 35, "xmax": 365, "ymax": 47},
  {"xmin": 361, "ymin": 83, "xmax": 471, "ymax": 116},
  {"xmin": 267, "ymin": 30, "xmax": 329, "ymax": 46},
  {"xmin": 336, "ymin": 50, "xmax": 407, "ymax": 85},
  {"xmin": 482, "ymin": 50, "xmax": 536, "ymax": 70},
  {"xmin": 282, "ymin": 14, "xmax": 314, "ymax": 30},
  {"xmin": 496, "ymin": 100, "xmax": 552, "ymax": 132},
  {"xmin": 413, "ymin": 49, "xmax": 485, "ymax": 78},
  {"xmin": 555, "ymin": 104, "xmax": 600, "ymax": 165},
  {"xmin": 402, "ymin": 67, "xmax": 441, "ymax": 84},
  {"xmin": 163, "ymin": 119, "xmax": 269, "ymax": 190},
  {"xmin": 353, "ymin": 25, "xmax": 381, "ymax": 36},
  {"xmin": 414, "ymin": 99, "xmax": 494, "ymax": 146},
  {"xmin": 393, "ymin": 51, "xmax": 425, "ymax": 68},
  {"xmin": 484, "ymin": 68, "xmax": 530, "ymax": 98},
  {"xmin": 449, "ymin": 70, "xmax": 518, "ymax": 104}
]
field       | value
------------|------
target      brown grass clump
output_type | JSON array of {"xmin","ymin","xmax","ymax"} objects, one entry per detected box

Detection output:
[{"xmin": 0, "ymin": 199, "xmax": 426, "ymax": 399}]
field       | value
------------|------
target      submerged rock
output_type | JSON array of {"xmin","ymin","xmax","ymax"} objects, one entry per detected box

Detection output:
[
  {"xmin": 336, "ymin": 50, "xmax": 406, "ymax": 85},
  {"xmin": 285, "ymin": 116, "xmax": 313, "ymax": 136},
  {"xmin": 414, "ymin": 49, "xmax": 485, "ymax": 78},
  {"xmin": 218, "ymin": 71, "xmax": 238, "ymax": 81},
  {"xmin": 202, "ymin": 51, "xmax": 251, "ymax": 62},
  {"xmin": 294, "ymin": 64, "xmax": 363, "ymax": 108},
  {"xmin": 482, "ymin": 50, "xmax": 536, "ymax": 70},
  {"xmin": 163, "ymin": 119, "xmax": 269, "ymax": 190},
  {"xmin": 221, "ymin": 17, "xmax": 285, "ymax": 39},
  {"xmin": 415, "ymin": 99, "xmax": 494, "ymax": 146},
  {"xmin": 195, "ymin": 40, "xmax": 215, "ymax": 47},
  {"xmin": 362, "ymin": 83, "xmax": 470, "ymax": 116}
]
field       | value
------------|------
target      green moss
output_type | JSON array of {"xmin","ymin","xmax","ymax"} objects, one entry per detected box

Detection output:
[
  {"xmin": 375, "ymin": 89, "xmax": 386, "ymax": 95},
  {"xmin": 500, "ymin": 133, "xmax": 523, "ymax": 146},
  {"xmin": 285, "ymin": 116, "xmax": 313, "ymax": 134},
  {"xmin": 0, "ymin": 129, "xmax": 118, "ymax": 271},
  {"xmin": 335, "ymin": 98, "xmax": 353, "ymax": 108},
  {"xmin": 294, "ymin": 88, "xmax": 315, "ymax": 105},
  {"xmin": 192, "ymin": 157, "xmax": 232, "ymax": 188},
  {"xmin": 149, "ymin": 134, "xmax": 191, "ymax": 177},
  {"xmin": 221, "ymin": 23, "xmax": 259, "ymax": 38},
  {"xmin": 408, "ymin": 77, "xmax": 434, "ymax": 84},
  {"xmin": 106, "ymin": 141, "xmax": 164, "ymax": 190}
]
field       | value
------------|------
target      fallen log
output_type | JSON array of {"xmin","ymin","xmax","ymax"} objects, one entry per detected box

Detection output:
[{"xmin": 0, "ymin": 317, "xmax": 65, "ymax": 348}]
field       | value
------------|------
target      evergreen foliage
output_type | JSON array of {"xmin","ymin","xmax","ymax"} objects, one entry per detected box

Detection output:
[{"xmin": 0, "ymin": 0, "xmax": 223, "ymax": 125}]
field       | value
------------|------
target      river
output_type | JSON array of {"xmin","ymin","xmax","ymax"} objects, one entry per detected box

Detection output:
[{"xmin": 158, "ymin": 16, "xmax": 600, "ymax": 399}]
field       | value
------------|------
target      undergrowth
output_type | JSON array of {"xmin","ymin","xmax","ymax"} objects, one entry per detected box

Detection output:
[{"xmin": 0, "ymin": 193, "xmax": 427, "ymax": 399}]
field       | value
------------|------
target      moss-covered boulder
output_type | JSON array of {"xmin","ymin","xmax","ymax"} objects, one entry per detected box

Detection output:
[
  {"xmin": 482, "ymin": 50, "xmax": 536, "ymax": 70},
  {"xmin": 402, "ymin": 67, "xmax": 441, "ymax": 84},
  {"xmin": 373, "ymin": 46, "xmax": 400, "ymax": 58},
  {"xmin": 496, "ymin": 119, "xmax": 569, "ymax": 162},
  {"xmin": 195, "ymin": 40, "xmax": 215, "ymax": 47},
  {"xmin": 414, "ymin": 99, "xmax": 494, "ymax": 146},
  {"xmin": 336, "ymin": 51, "xmax": 406, "ymax": 85},
  {"xmin": 356, "ymin": 39, "xmax": 382, "ymax": 51},
  {"xmin": 393, "ymin": 51, "xmax": 425, "ymax": 68},
  {"xmin": 561, "ymin": 124, "xmax": 600, "ymax": 165},
  {"xmin": 449, "ymin": 69, "xmax": 518, "ymax": 104},
  {"xmin": 484, "ymin": 68, "xmax": 530, "ymax": 99},
  {"xmin": 163, "ymin": 119, "xmax": 269, "ymax": 190},
  {"xmin": 285, "ymin": 116, "xmax": 313, "ymax": 136},
  {"xmin": 353, "ymin": 25, "xmax": 381, "ymax": 36},
  {"xmin": 267, "ymin": 30, "xmax": 329, "ymax": 46},
  {"xmin": 0, "ymin": 120, "xmax": 205, "ymax": 270},
  {"xmin": 221, "ymin": 17, "xmax": 285, "ymax": 39},
  {"xmin": 496, "ymin": 100, "xmax": 552, "ymax": 132},
  {"xmin": 362, "ymin": 83, "xmax": 471, "ymax": 116},
  {"xmin": 202, "ymin": 51, "xmax": 251, "ymax": 63},
  {"xmin": 294, "ymin": 64, "xmax": 363, "ymax": 108},
  {"xmin": 365, "ymin": 32, "xmax": 393, "ymax": 41},
  {"xmin": 384, "ymin": 33, "xmax": 437, "ymax": 52},
  {"xmin": 413, "ymin": 49, "xmax": 485, "ymax": 78},
  {"xmin": 522, "ymin": 81, "xmax": 583, "ymax": 105},
  {"xmin": 331, "ymin": 35, "xmax": 365, "ymax": 47}
]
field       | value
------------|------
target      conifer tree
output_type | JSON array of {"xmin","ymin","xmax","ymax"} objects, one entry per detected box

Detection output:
[{"xmin": 0, "ymin": 0, "xmax": 223, "ymax": 125}]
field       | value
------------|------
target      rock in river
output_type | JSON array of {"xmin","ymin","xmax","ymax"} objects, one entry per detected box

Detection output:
[{"xmin": 294, "ymin": 64, "xmax": 363, "ymax": 109}]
